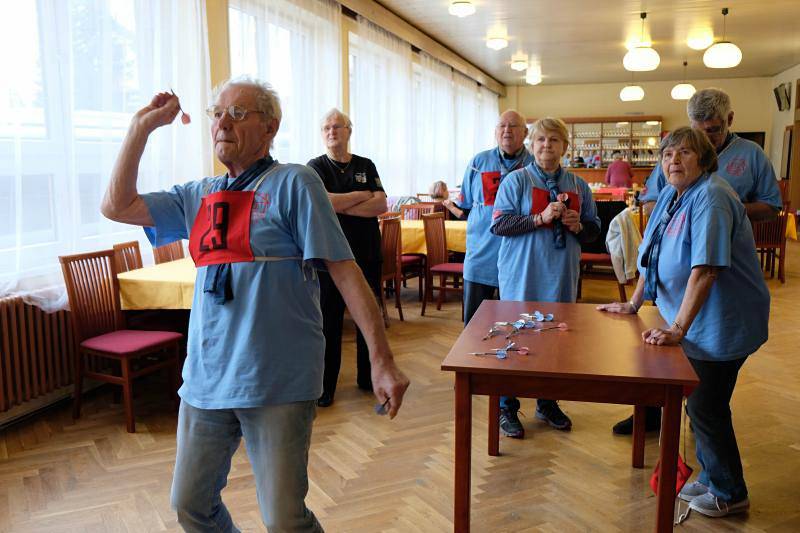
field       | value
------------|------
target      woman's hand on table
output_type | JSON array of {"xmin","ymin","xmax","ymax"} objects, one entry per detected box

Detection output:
[
  {"xmin": 596, "ymin": 301, "xmax": 637, "ymax": 314},
  {"xmin": 641, "ymin": 326, "xmax": 684, "ymax": 345}
]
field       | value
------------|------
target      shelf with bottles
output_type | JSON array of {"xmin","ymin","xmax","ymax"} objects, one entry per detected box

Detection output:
[{"xmin": 558, "ymin": 116, "xmax": 662, "ymax": 168}]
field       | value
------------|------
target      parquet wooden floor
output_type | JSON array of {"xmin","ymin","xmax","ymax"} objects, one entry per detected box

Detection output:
[{"xmin": 2, "ymin": 242, "xmax": 799, "ymax": 532}]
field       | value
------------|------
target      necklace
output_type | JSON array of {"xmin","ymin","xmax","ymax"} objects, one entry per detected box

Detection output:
[{"xmin": 326, "ymin": 153, "xmax": 352, "ymax": 174}]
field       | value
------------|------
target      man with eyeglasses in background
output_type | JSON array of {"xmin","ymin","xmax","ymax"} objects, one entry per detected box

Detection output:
[
  {"xmin": 101, "ymin": 77, "xmax": 409, "ymax": 532},
  {"xmin": 615, "ymin": 87, "xmax": 782, "ymax": 436}
]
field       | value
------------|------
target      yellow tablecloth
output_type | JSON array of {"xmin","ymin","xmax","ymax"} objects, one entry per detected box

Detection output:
[
  {"xmin": 400, "ymin": 220, "xmax": 467, "ymax": 254},
  {"xmin": 118, "ymin": 257, "xmax": 196, "ymax": 310},
  {"xmin": 788, "ymin": 213, "xmax": 797, "ymax": 240}
]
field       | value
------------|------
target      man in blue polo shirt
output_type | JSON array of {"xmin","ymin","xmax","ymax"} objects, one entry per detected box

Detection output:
[
  {"xmin": 448, "ymin": 110, "xmax": 534, "ymax": 325},
  {"xmin": 101, "ymin": 77, "xmax": 409, "ymax": 532},
  {"xmin": 617, "ymin": 87, "xmax": 781, "ymax": 436}
]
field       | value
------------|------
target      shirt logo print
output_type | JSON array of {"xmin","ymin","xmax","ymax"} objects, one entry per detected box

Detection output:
[
  {"xmin": 725, "ymin": 156, "xmax": 747, "ymax": 177},
  {"xmin": 355, "ymin": 172, "xmax": 367, "ymax": 183},
  {"xmin": 251, "ymin": 192, "xmax": 270, "ymax": 220},
  {"xmin": 665, "ymin": 212, "xmax": 686, "ymax": 237}
]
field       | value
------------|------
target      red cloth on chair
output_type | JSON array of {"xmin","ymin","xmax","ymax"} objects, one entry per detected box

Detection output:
[{"xmin": 81, "ymin": 330, "xmax": 184, "ymax": 355}]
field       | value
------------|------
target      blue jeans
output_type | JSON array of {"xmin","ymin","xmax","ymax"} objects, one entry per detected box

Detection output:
[
  {"xmin": 687, "ymin": 356, "xmax": 749, "ymax": 503},
  {"xmin": 171, "ymin": 400, "xmax": 323, "ymax": 533},
  {"xmin": 463, "ymin": 279, "xmax": 498, "ymax": 326}
]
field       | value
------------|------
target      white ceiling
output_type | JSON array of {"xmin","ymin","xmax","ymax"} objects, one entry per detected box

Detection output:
[{"xmin": 375, "ymin": 0, "xmax": 800, "ymax": 86}]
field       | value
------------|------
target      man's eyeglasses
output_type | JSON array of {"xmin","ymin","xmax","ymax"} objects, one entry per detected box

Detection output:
[
  {"xmin": 496, "ymin": 123, "xmax": 523, "ymax": 130},
  {"xmin": 205, "ymin": 105, "xmax": 264, "ymax": 122},
  {"xmin": 322, "ymin": 124, "xmax": 349, "ymax": 133}
]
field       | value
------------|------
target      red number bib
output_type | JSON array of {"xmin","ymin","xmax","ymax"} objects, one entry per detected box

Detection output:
[
  {"xmin": 531, "ymin": 188, "xmax": 581, "ymax": 228},
  {"xmin": 481, "ymin": 171, "xmax": 502, "ymax": 206},
  {"xmin": 188, "ymin": 190, "xmax": 255, "ymax": 267}
]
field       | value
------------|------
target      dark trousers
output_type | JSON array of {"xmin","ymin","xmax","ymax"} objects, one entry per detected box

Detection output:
[
  {"xmin": 463, "ymin": 279, "xmax": 499, "ymax": 326},
  {"xmin": 319, "ymin": 260, "xmax": 382, "ymax": 397},
  {"xmin": 687, "ymin": 356, "xmax": 749, "ymax": 503}
]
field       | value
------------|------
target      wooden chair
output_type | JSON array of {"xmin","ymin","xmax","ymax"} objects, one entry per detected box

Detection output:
[
  {"xmin": 113, "ymin": 241, "xmax": 143, "ymax": 273},
  {"xmin": 421, "ymin": 212, "xmax": 464, "ymax": 315},
  {"xmin": 153, "ymin": 240, "xmax": 185, "ymax": 264},
  {"xmin": 578, "ymin": 201, "xmax": 629, "ymax": 301},
  {"xmin": 400, "ymin": 203, "xmax": 436, "ymax": 220},
  {"xmin": 752, "ymin": 202, "xmax": 790, "ymax": 283},
  {"xmin": 637, "ymin": 205, "xmax": 651, "ymax": 236},
  {"xmin": 378, "ymin": 216, "xmax": 403, "ymax": 323},
  {"xmin": 778, "ymin": 179, "xmax": 790, "ymax": 203},
  {"xmin": 59, "ymin": 249, "xmax": 182, "ymax": 433},
  {"xmin": 386, "ymin": 210, "xmax": 426, "ymax": 300}
]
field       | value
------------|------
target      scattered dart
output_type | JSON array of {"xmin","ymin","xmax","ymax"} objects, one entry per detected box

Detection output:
[
  {"xmin": 374, "ymin": 397, "xmax": 391, "ymax": 415},
  {"xmin": 533, "ymin": 322, "xmax": 569, "ymax": 333},
  {"xmin": 170, "ymin": 88, "xmax": 191, "ymax": 124}
]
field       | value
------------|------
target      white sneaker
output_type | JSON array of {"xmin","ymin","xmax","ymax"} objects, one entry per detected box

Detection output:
[
  {"xmin": 688, "ymin": 492, "xmax": 750, "ymax": 517},
  {"xmin": 678, "ymin": 481, "xmax": 708, "ymax": 502}
]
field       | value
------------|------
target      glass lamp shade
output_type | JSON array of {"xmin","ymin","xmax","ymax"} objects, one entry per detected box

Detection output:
[
  {"xmin": 703, "ymin": 41, "xmax": 742, "ymax": 68},
  {"xmin": 619, "ymin": 85, "xmax": 645, "ymax": 101},
  {"xmin": 525, "ymin": 66, "xmax": 542, "ymax": 85},
  {"xmin": 671, "ymin": 83, "xmax": 696, "ymax": 100},
  {"xmin": 623, "ymin": 46, "xmax": 660, "ymax": 71},
  {"xmin": 486, "ymin": 37, "xmax": 508, "ymax": 51},
  {"xmin": 510, "ymin": 60, "xmax": 528, "ymax": 71},
  {"xmin": 448, "ymin": 2, "xmax": 475, "ymax": 17}
]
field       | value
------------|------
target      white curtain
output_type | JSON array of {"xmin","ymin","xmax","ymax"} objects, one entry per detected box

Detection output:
[
  {"xmin": 453, "ymin": 71, "xmax": 483, "ymax": 184},
  {"xmin": 412, "ymin": 53, "xmax": 456, "ymax": 194},
  {"xmin": 228, "ymin": 0, "xmax": 340, "ymax": 166},
  {"xmin": 349, "ymin": 16, "xmax": 414, "ymax": 196},
  {"xmin": 479, "ymin": 85, "xmax": 500, "ymax": 153},
  {"xmin": 0, "ymin": 0, "xmax": 212, "ymax": 311}
]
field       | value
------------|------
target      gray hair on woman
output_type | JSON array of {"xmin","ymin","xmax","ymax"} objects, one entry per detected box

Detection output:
[
  {"xmin": 320, "ymin": 108, "xmax": 352, "ymax": 129},
  {"xmin": 659, "ymin": 126, "xmax": 719, "ymax": 173},
  {"xmin": 527, "ymin": 117, "xmax": 570, "ymax": 148},
  {"xmin": 429, "ymin": 180, "xmax": 448, "ymax": 199},
  {"xmin": 687, "ymin": 88, "xmax": 731, "ymax": 124},
  {"xmin": 211, "ymin": 76, "xmax": 282, "ymax": 125}
]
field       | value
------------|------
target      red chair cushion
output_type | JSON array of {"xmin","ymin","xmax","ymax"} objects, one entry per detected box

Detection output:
[
  {"xmin": 81, "ymin": 329, "xmax": 183, "ymax": 356},
  {"xmin": 581, "ymin": 252, "xmax": 612, "ymax": 264},
  {"xmin": 401, "ymin": 255, "xmax": 424, "ymax": 265},
  {"xmin": 430, "ymin": 262, "xmax": 464, "ymax": 274}
]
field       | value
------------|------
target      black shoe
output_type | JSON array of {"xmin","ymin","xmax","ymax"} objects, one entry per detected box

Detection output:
[
  {"xmin": 317, "ymin": 391, "xmax": 334, "ymax": 407},
  {"xmin": 535, "ymin": 400, "xmax": 572, "ymax": 431},
  {"xmin": 499, "ymin": 407, "xmax": 524, "ymax": 438},
  {"xmin": 612, "ymin": 407, "xmax": 661, "ymax": 435}
]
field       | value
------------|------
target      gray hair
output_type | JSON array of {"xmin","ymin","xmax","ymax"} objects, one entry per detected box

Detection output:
[
  {"xmin": 687, "ymin": 88, "xmax": 731, "ymax": 123},
  {"xmin": 429, "ymin": 180, "xmax": 448, "ymax": 199},
  {"xmin": 659, "ymin": 126, "xmax": 719, "ymax": 173},
  {"xmin": 321, "ymin": 108, "xmax": 352, "ymax": 129},
  {"xmin": 212, "ymin": 76, "xmax": 282, "ymax": 125}
]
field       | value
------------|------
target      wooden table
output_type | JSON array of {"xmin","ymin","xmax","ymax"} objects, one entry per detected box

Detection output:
[
  {"xmin": 400, "ymin": 220, "xmax": 467, "ymax": 254},
  {"xmin": 117, "ymin": 258, "xmax": 196, "ymax": 310},
  {"xmin": 441, "ymin": 300, "xmax": 698, "ymax": 533}
]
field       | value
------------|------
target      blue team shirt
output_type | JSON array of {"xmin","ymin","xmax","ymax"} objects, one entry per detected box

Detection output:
[
  {"xmin": 639, "ymin": 174, "xmax": 769, "ymax": 361},
  {"xmin": 492, "ymin": 164, "xmax": 600, "ymax": 302},
  {"xmin": 141, "ymin": 163, "xmax": 354, "ymax": 408},
  {"xmin": 640, "ymin": 134, "xmax": 782, "ymax": 210},
  {"xmin": 456, "ymin": 147, "xmax": 534, "ymax": 286}
]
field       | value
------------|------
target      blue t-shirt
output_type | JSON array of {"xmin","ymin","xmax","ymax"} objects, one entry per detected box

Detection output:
[
  {"xmin": 141, "ymin": 163, "xmax": 354, "ymax": 408},
  {"xmin": 640, "ymin": 134, "xmax": 782, "ymax": 211},
  {"xmin": 492, "ymin": 164, "xmax": 600, "ymax": 303},
  {"xmin": 639, "ymin": 174, "xmax": 769, "ymax": 361},
  {"xmin": 456, "ymin": 147, "xmax": 534, "ymax": 286}
]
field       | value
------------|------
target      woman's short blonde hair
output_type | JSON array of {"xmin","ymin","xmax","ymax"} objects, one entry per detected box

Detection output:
[
  {"xmin": 659, "ymin": 126, "xmax": 719, "ymax": 173},
  {"xmin": 527, "ymin": 117, "xmax": 570, "ymax": 148}
]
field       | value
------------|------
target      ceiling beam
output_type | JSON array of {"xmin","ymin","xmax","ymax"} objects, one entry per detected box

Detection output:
[{"xmin": 339, "ymin": 0, "xmax": 506, "ymax": 97}]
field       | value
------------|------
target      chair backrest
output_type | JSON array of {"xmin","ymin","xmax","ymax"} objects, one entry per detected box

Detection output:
[
  {"xmin": 751, "ymin": 202, "xmax": 790, "ymax": 249},
  {"xmin": 112, "ymin": 241, "xmax": 143, "ymax": 273},
  {"xmin": 422, "ymin": 212, "xmax": 448, "ymax": 267},
  {"xmin": 379, "ymin": 217, "xmax": 401, "ymax": 279},
  {"xmin": 401, "ymin": 203, "xmax": 436, "ymax": 220},
  {"xmin": 378, "ymin": 211, "xmax": 401, "ymax": 221},
  {"xmin": 153, "ymin": 240, "xmax": 185, "ymax": 264},
  {"xmin": 59, "ymin": 249, "xmax": 124, "ymax": 342},
  {"xmin": 778, "ymin": 180, "xmax": 790, "ymax": 203},
  {"xmin": 581, "ymin": 201, "xmax": 628, "ymax": 254}
]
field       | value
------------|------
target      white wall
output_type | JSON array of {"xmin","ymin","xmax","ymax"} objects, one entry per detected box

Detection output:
[
  {"xmin": 501, "ymin": 76, "xmax": 774, "ymax": 152},
  {"xmin": 769, "ymin": 63, "xmax": 800, "ymax": 176}
]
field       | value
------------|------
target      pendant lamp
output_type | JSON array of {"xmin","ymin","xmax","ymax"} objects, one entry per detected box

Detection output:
[{"xmin": 703, "ymin": 8, "xmax": 742, "ymax": 69}]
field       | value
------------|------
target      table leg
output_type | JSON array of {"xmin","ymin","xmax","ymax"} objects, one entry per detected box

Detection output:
[
  {"xmin": 488, "ymin": 394, "xmax": 499, "ymax": 456},
  {"xmin": 655, "ymin": 386, "xmax": 682, "ymax": 533},
  {"xmin": 632, "ymin": 404, "xmax": 645, "ymax": 468},
  {"xmin": 454, "ymin": 373, "xmax": 472, "ymax": 533}
]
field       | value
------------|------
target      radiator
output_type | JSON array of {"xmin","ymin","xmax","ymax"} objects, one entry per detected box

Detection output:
[{"xmin": 0, "ymin": 296, "xmax": 76, "ymax": 425}]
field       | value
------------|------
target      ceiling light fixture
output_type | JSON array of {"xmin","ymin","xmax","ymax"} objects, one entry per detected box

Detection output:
[
  {"xmin": 448, "ymin": 1, "xmax": 475, "ymax": 18},
  {"xmin": 671, "ymin": 61, "xmax": 697, "ymax": 100},
  {"xmin": 703, "ymin": 8, "xmax": 742, "ymax": 68},
  {"xmin": 486, "ymin": 37, "xmax": 508, "ymax": 51},
  {"xmin": 623, "ymin": 12, "xmax": 660, "ymax": 71},
  {"xmin": 687, "ymin": 28, "xmax": 714, "ymax": 50},
  {"xmin": 525, "ymin": 65, "xmax": 542, "ymax": 85},
  {"xmin": 510, "ymin": 53, "xmax": 528, "ymax": 71},
  {"xmin": 620, "ymin": 82, "xmax": 644, "ymax": 102}
]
